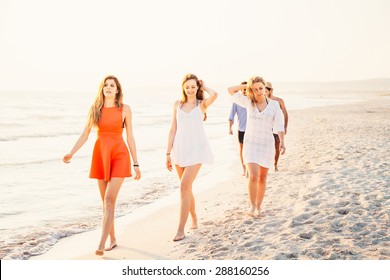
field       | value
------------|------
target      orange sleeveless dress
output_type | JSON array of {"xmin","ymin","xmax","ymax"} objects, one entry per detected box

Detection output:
[{"xmin": 89, "ymin": 106, "xmax": 131, "ymax": 181}]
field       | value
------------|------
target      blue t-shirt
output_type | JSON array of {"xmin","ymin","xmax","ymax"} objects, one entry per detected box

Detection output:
[{"xmin": 229, "ymin": 103, "xmax": 247, "ymax": 132}]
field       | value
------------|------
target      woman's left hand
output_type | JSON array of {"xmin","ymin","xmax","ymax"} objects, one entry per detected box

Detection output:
[
  {"xmin": 280, "ymin": 142, "xmax": 286, "ymax": 155},
  {"xmin": 134, "ymin": 167, "xmax": 141, "ymax": 180}
]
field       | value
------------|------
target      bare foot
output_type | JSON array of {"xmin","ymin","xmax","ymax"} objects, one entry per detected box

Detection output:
[
  {"xmin": 173, "ymin": 232, "xmax": 185, "ymax": 242},
  {"xmin": 95, "ymin": 249, "xmax": 104, "ymax": 256},
  {"xmin": 248, "ymin": 207, "xmax": 256, "ymax": 217},
  {"xmin": 255, "ymin": 209, "xmax": 262, "ymax": 218},
  {"xmin": 105, "ymin": 243, "xmax": 117, "ymax": 251},
  {"xmin": 275, "ymin": 165, "xmax": 279, "ymax": 172}
]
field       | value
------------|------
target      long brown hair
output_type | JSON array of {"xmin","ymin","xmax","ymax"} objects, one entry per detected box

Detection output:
[
  {"xmin": 87, "ymin": 75, "xmax": 124, "ymax": 128},
  {"xmin": 181, "ymin": 73, "xmax": 207, "ymax": 121},
  {"xmin": 246, "ymin": 76, "xmax": 266, "ymax": 105}
]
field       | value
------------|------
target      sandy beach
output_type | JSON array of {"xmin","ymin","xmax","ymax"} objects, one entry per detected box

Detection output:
[{"xmin": 32, "ymin": 95, "xmax": 390, "ymax": 260}]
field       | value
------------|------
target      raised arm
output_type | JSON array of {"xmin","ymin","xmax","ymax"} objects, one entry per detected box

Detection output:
[
  {"xmin": 228, "ymin": 84, "xmax": 251, "ymax": 109},
  {"xmin": 200, "ymin": 81, "xmax": 218, "ymax": 112},
  {"xmin": 63, "ymin": 122, "xmax": 92, "ymax": 163},
  {"xmin": 124, "ymin": 104, "xmax": 141, "ymax": 180},
  {"xmin": 228, "ymin": 84, "xmax": 246, "ymax": 96}
]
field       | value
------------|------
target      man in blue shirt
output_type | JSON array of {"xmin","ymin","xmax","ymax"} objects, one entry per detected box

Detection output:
[{"xmin": 228, "ymin": 81, "xmax": 247, "ymax": 175}]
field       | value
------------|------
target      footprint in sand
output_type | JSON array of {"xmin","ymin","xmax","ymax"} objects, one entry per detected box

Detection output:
[
  {"xmin": 293, "ymin": 212, "xmax": 315, "ymax": 222},
  {"xmin": 249, "ymin": 245, "xmax": 262, "ymax": 252},
  {"xmin": 335, "ymin": 201, "xmax": 350, "ymax": 207},
  {"xmin": 223, "ymin": 218, "xmax": 234, "ymax": 223},
  {"xmin": 299, "ymin": 232, "xmax": 314, "ymax": 239},
  {"xmin": 303, "ymin": 194, "xmax": 315, "ymax": 200},
  {"xmin": 185, "ymin": 248, "xmax": 196, "ymax": 254},
  {"xmin": 350, "ymin": 222, "xmax": 368, "ymax": 231},
  {"xmin": 289, "ymin": 192, "xmax": 299, "ymax": 199},
  {"xmin": 307, "ymin": 247, "xmax": 330, "ymax": 259},
  {"xmin": 331, "ymin": 220, "xmax": 346, "ymax": 232},
  {"xmin": 291, "ymin": 219, "xmax": 314, "ymax": 228},
  {"xmin": 308, "ymin": 199, "xmax": 321, "ymax": 206},
  {"xmin": 275, "ymin": 252, "xmax": 298, "ymax": 260},
  {"xmin": 242, "ymin": 241, "xmax": 254, "ymax": 248},
  {"xmin": 214, "ymin": 246, "xmax": 229, "ymax": 252},
  {"xmin": 337, "ymin": 209, "xmax": 349, "ymax": 215}
]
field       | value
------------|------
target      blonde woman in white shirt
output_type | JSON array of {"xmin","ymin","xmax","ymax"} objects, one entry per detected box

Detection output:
[{"xmin": 228, "ymin": 76, "xmax": 285, "ymax": 217}]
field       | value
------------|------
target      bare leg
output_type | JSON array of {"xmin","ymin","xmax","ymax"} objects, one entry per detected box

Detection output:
[
  {"xmin": 175, "ymin": 166, "xmax": 198, "ymax": 230},
  {"xmin": 239, "ymin": 142, "xmax": 246, "ymax": 175},
  {"xmin": 246, "ymin": 163, "xmax": 260, "ymax": 216},
  {"xmin": 96, "ymin": 177, "xmax": 124, "ymax": 255},
  {"xmin": 274, "ymin": 136, "xmax": 280, "ymax": 171},
  {"xmin": 174, "ymin": 164, "xmax": 201, "ymax": 241},
  {"xmin": 189, "ymin": 190, "xmax": 198, "ymax": 229},
  {"xmin": 255, "ymin": 166, "xmax": 269, "ymax": 216},
  {"xmin": 98, "ymin": 180, "xmax": 117, "ymax": 251}
]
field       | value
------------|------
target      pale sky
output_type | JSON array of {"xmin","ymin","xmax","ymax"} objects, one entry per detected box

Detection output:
[{"xmin": 1, "ymin": 0, "xmax": 389, "ymax": 91}]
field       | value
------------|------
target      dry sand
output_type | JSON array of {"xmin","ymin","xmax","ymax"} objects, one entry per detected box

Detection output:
[{"xmin": 33, "ymin": 95, "xmax": 390, "ymax": 260}]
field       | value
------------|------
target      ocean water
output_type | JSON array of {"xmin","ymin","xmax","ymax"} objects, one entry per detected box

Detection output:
[{"xmin": 0, "ymin": 83, "xmax": 377, "ymax": 259}]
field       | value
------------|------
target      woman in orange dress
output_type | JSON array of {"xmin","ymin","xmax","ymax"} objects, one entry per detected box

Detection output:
[{"xmin": 63, "ymin": 75, "xmax": 141, "ymax": 256}]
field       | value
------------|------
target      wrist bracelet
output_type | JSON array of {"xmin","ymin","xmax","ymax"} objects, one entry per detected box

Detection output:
[
  {"xmin": 166, "ymin": 153, "xmax": 170, "ymax": 155},
  {"xmin": 133, "ymin": 164, "xmax": 139, "ymax": 167}
]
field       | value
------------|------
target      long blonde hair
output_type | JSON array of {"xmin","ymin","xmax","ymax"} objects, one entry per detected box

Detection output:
[
  {"xmin": 181, "ymin": 73, "xmax": 207, "ymax": 121},
  {"xmin": 246, "ymin": 76, "xmax": 266, "ymax": 105},
  {"xmin": 87, "ymin": 75, "xmax": 124, "ymax": 128}
]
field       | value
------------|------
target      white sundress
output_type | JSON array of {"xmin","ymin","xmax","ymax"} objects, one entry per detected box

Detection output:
[
  {"xmin": 171, "ymin": 102, "xmax": 214, "ymax": 167},
  {"xmin": 232, "ymin": 92, "xmax": 284, "ymax": 168}
]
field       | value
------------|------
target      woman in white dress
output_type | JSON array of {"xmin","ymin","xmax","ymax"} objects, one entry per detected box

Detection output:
[
  {"xmin": 228, "ymin": 76, "xmax": 286, "ymax": 217},
  {"xmin": 166, "ymin": 74, "xmax": 218, "ymax": 241}
]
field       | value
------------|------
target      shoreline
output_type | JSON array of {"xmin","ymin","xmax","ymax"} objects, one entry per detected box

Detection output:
[
  {"xmin": 32, "ymin": 162, "xmax": 242, "ymax": 260},
  {"xmin": 32, "ymin": 95, "xmax": 390, "ymax": 260}
]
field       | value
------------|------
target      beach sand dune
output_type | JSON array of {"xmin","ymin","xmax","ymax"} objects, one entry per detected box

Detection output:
[{"xmin": 33, "ymin": 97, "xmax": 390, "ymax": 260}]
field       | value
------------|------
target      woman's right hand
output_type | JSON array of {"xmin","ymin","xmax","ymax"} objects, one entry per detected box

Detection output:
[
  {"xmin": 63, "ymin": 153, "xmax": 73, "ymax": 163},
  {"xmin": 201, "ymin": 80, "xmax": 211, "ymax": 92},
  {"xmin": 166, "ymin": 155, "xmax": 173, "ymax": 171}
]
